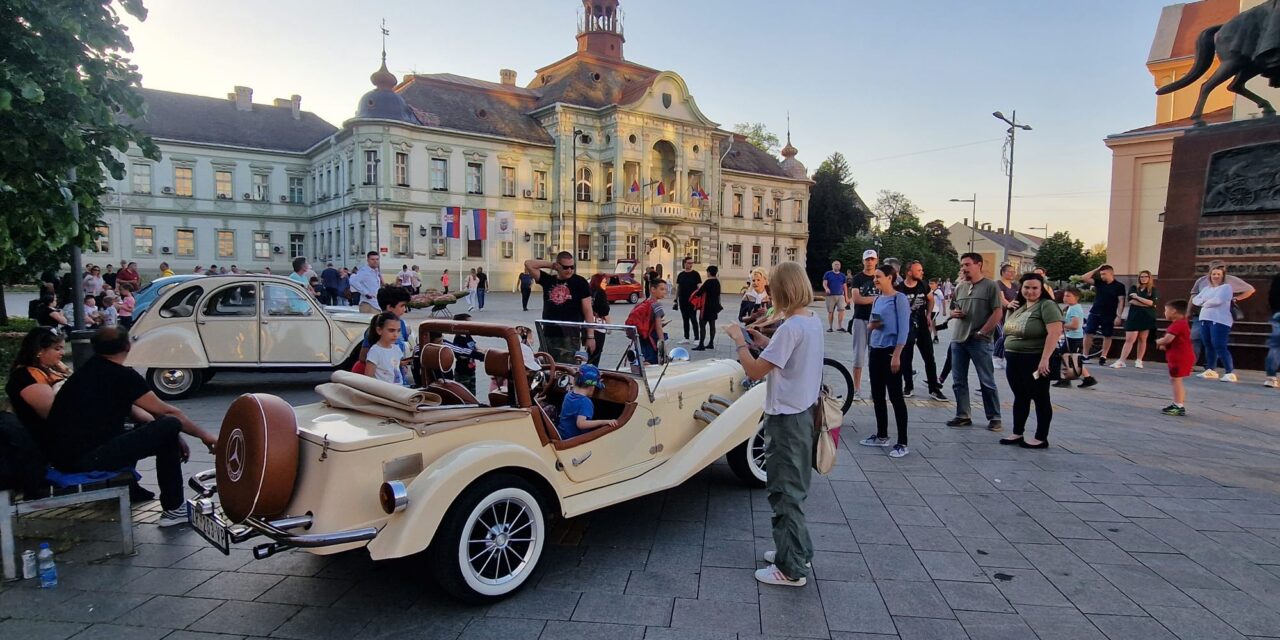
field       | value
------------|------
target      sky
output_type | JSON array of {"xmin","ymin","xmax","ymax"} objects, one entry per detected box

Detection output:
[{"xmin": 120, "ymin": 0, "xmax": 1181, "ymax": 246}]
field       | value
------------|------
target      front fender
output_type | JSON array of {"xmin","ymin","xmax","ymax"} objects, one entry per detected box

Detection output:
[
  {"xmin": 124, "ymin": 324, "xmax": 210, "ymax": 370},
  {"xmin": 365, "ymin": 441, "xmax": 558, "ymax": 561}
]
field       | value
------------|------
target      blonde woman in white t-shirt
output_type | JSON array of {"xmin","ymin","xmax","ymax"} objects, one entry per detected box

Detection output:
[{"xmin": 725, "ymin": 261, "xmax": 823, "ymax": 588}]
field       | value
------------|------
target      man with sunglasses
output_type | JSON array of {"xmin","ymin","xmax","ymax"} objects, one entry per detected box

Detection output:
[{"xmin": 525, "ymin": 252, "xmax": 596, "ymax": 361}]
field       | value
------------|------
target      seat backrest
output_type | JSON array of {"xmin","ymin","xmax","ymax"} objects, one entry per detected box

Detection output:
[
  {"xmin": 426, "ymin": 380, "xmax": 479, "ymax": 406},
  {"xmin": 484, "ymin": 349, "xmax": 511, "ymax": 378},
  {"xmin": 420, "ymin": 344, "xmax": 455, "ymax": 383}
]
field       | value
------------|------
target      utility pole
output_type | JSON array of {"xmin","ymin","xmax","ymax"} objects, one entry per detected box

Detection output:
[
  {"xmin": 993, "ymin": 110, "xmax": 1032, "ymax": 236},
  {"xmin": 950, "ymin": 194, "xmax": 977, "ymax": 252}
]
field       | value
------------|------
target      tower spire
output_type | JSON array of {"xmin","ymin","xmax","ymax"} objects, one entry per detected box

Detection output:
[
  {"xmin": 370, "ymin": 18, "xmax": 396, "ymax": 90},
  {"xmin": 380, "ymin": 18, "xmax": 389, "ymax": 65},
  {"xmin": 781, "ymin": 111, "xmax": 798, "ymax": 159}
]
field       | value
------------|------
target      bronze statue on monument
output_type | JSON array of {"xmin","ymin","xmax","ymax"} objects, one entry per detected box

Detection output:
[{"xmin": 1156, "ymin": 0, "xmax": 1280, "ymax": 124}]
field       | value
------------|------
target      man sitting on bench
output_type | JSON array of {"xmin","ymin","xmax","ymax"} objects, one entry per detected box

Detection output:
[{"xmin": 45, "ymin": 328, "xmax": 218, "ymax": 527}]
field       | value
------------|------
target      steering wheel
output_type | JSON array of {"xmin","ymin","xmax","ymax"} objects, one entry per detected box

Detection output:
[{"xmin": 532, "ymin": 351, "xmax": 559, "ymax": 401}]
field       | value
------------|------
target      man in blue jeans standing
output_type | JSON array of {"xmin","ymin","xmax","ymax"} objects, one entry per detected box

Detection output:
[
  {"xmin": 946, "ymin": 253, "xmax": 1005, "ymax": 431},
  {"xmin": 1267, "ymin": 273, "xmax": 1280, "ymax": 388}
]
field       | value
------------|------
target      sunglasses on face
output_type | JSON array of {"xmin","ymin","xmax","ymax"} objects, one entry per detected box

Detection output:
[{"xmin": 557, "ymin": 263, "xmax": 576, "ymax": 271}]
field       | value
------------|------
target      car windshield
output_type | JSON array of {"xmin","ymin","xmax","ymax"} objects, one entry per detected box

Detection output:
[
  {"xmin": 133, "ymin": 275, "xmax": 204, "ymax": 318},
  {"xmin": 534, "ymin": 320, "xmax": 647, "ymax": 372}
]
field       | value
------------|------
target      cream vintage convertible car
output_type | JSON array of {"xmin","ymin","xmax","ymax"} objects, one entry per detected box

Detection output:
[
  {"xmin": 185, "ymin": 319, "xmax": 769, "ymax": 602},
  {"xmin": 125, "ymin": 274, "xmax": 382, "ymax": 399}
]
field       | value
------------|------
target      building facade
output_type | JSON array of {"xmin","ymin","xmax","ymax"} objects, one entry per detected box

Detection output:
[
  {"xmin": 98, "ymin": 0, "xmax": 811, "ymax": 289},
  {"xmin": 946, "ymin": 221, "xmax": 1043, "ymax": 279}
]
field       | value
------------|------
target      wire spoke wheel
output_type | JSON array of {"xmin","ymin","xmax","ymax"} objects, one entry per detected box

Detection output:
[
  {"xmin": 821, "ymin": 358, "xmax": 854, "ymax": 414},
  {"xmin": 464, "ymin": 497, "xmax": 537, "ymax": 585},
  {"xmin": 435, "ymin": 475, "xmax": 547, "ymax": 602}
]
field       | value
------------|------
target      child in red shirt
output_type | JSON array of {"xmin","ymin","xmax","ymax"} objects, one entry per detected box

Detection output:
[{"xmin": 1155, "ymin": 299, "xmax": 1193, "ymax": 416}]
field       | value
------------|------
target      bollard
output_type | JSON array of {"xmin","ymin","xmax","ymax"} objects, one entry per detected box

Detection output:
[{"xmin": 67, "ymin": 329, "xmax": 97, "ymax": 371}]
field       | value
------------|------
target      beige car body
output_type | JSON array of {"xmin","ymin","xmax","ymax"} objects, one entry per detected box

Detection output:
[
  {"xmin": 125, "ymin": 274, "xmax": 380, "ymax": 397},
  {"xmin": 188, "ymin": 320, "xmax": 768, "ymax": 601}
]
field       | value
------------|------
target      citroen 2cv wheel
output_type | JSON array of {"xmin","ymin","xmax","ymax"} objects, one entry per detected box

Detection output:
[
  {"xmin": 432, "ymin": 473, "xmax": 547, "ymax": 603},
  {"xmin": 148, "ymin": 367, "xmax": 203, "ymax": 400},
  {"xmin": 628, "ymin": 292, "xmax": 640, "ymax": 304},
  {"xmin": 728, "ymin": 417, "xmax": 767, "ymax": 488}
]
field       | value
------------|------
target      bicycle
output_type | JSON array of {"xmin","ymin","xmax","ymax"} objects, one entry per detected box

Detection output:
[{"xmin": 821, "ymin": 357, "xmax": 854, "ymax": 415}]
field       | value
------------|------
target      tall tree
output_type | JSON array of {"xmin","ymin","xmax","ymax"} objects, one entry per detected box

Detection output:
[
  {"xmin": 1034, "ymin": 231, "xmax": 1089, "ymax": 281},
  {"xmin": 0, "ymin": 0, "xmax": 158, "ymax": 322},
  {"xmin": 1084, "ymin": 242, "xmax": 1108, "ymax": 271},
  {"xmin": 871, "ymin": 190, "xmax": 923, "ymax": 228},
  {"xmin": 805, "ymin": 152, "xmax": 870, "ymax": 285},
  {"xmin": 832, "ymin": 215, "xmax": 958, "ymax": 285},
  {"xmin": 732, "ymin": 122, "xmax": 781, "ymax": 157}
]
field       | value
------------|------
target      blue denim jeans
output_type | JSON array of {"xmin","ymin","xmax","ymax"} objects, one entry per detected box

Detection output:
[
  {"xmin": 1267, "ymin": 312, "xmax": 1280, "ymax": 377},
  {"xmin": 950, "ymin": 337, "xmax": 1002, "ymax": 422},
  {"xmin": 1200, "ymin": 320, "xmax": 1234, "ymax": 374},
  {"xmin": 476, "ymin": 288, "xmax": 486, "ymax": 309}
]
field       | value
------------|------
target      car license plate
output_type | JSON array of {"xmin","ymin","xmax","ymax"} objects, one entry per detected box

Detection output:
[{"xmin": 187, "ymin": 501, "xmax": 231, "ymax": 555}]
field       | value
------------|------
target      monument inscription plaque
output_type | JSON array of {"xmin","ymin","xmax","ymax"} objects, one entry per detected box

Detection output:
[{"xmin": 1203, "ymin": 142, "xmax": 1280, "ymax": 215}]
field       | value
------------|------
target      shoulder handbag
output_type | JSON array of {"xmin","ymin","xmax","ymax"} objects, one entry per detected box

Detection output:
[
  {"xmin": 1231, "ymin": 300, "xmax": 1244, "ymax": 322},
  {"xmin": 812, "ymin": 387, "xmax": 843, "ymax": 475}
]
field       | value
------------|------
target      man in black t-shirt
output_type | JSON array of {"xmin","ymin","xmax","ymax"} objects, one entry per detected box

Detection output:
[
  {"xmin": 475, "ymin": 267, "xmax": 489, "ymax": 311},
  {"xmin": 1079, "ymin": 264, "xmax": 1128, "ymax": 365},
  {"xmin": 897, "ymin": 261, "xmax": 944, "ymax": 399},
  {"xmin": 45, "ymin": 327, "xmax": 217, "ymax": 526},
  {"xmin": 525, "ymin": 251, "xmax": 596, "ymax": 362},
  {"xmin": 674, "ymin": 257, "xmax": 703, "ymax": 344},
  {"xmin": 848, "ymin": 249, "xmax": 881, "ymax": 400}
]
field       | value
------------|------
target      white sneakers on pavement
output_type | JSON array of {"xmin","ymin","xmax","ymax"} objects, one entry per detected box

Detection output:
[
  {"xmin": 754, "ymin": 564, "xmax": 806, "ymax": 587},
  {"xmin": 1110, "ymin": 361, "xmax": 1126, "ymax": 369},
  {"xmin": 1222, "ymin": 373, "xmax": 1239, "ymax": 383},
  {"xmin": 1199, "ymin": 370, "xmax": 1220, "ymax": 380},
  {"xmin": 1265, "ymin": 377, "xmax": 1278, "ymax": 388}
]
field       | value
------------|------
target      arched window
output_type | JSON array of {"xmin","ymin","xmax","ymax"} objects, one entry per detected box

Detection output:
[{"xmin": 576, "ymin": 167, "xmax": 593, "ymax": 202}]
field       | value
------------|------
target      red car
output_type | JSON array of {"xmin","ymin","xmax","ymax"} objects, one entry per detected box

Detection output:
[{"xmin": 598, "ymin": 259, "xmax": 643, "ymax": 304}]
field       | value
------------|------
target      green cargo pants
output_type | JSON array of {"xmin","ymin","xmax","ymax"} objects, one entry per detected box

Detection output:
[{"xmin": 764, "ymin": 406, "xmax": 815, "ymax": 579}]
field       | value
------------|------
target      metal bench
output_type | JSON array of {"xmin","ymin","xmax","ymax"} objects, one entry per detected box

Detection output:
[{"xmin": 1, "ymin": 475, "xmax": 135, "ymax": 581}]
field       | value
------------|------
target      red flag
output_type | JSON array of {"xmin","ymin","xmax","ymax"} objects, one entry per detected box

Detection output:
[
  {"xmin": 630, "ymin": 180, "xmax": 640, "ymax": 193},
  {"xmin": 656, "ymin": 181, "xmax": 666, "ymax": 196}
]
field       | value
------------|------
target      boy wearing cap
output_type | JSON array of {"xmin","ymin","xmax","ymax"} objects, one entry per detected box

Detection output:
[
  {"xmin": 556, "ymin": 364, "xmax": 618, "ymax": 440},
  {"xmin": 847, "ymin": 249, "xmax": 881, "ymax": 402}
]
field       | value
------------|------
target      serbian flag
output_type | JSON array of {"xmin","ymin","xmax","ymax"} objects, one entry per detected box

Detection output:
[
  {"xmin": 656, "ymin": 181, "xmax": 666, "ymax": 196},
  {"xmin": 467, "ymin": 209, "xmax": 488, "ymax": 241},
  {"xmin": 630, "ymin": 180, "xmax": 640, "ymax": 193},
  {"xmin": 443, "ymin": 207, "xmax": 461, "ymax": 238},
  {"xmin": 690, "ymin": 188, "xmax": 701, "ymax": 200}
]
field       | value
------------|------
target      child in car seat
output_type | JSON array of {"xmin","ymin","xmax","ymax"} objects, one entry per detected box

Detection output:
[{"xmin": 556, "ymin": 364, "xmax": 616, "ymax": 440}]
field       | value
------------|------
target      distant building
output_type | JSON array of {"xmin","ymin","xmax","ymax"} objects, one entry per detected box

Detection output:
[
  {"xmin": 98, "ymin": 0, "xmax": 811, "ymax": 287},
  {"xmin": 947, "ymin": 221, "xmax": 1042, "ymax": 279},
  {"xmin": 1104, "ymin": 0, "xmax": 1241, "ymax": 279}
]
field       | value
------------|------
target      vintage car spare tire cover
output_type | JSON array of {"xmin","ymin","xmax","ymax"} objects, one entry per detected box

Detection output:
[{"xmin": 216, "ymin": 393, "xmax": 299, "ymax": 523}]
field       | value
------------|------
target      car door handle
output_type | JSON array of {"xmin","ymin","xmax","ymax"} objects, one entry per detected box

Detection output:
[
  {"xmin": 261, "ymin": 321, "xmax": 269, "ymax": 325},
  {"xmin": 571, "ymin": 451, "xmax": 592, "ymax": 466}
]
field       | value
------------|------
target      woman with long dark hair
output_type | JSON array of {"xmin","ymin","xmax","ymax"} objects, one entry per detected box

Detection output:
[
  {"xmin": 1000, "ymin": 273, "xmax": 1063, "ymax": 448},
  {"xmin": 588, "ymin": 273, "xmax": 611, "ymax": 366},
  {"xmin": 693, "ymin": 266, "xmax": 722, "ymax": 351},
  {"xmin": 5, "ymin": 327, "xmax": 72, "ymax": 433},
  {"xmin": 858, "ymin": 265, "xmax": 912, "ymax": 458},
  {"xmin": 1114, "ymin": 270, "xmax": 1158, "ymax": 368},
  {"xmin": 34, "ymin": 294, "xmax": 68, "ymax": 331}
]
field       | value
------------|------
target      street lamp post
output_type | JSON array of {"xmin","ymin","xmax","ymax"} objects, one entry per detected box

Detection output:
[
  {"xmin": 993, "ymin": 110, "xmax": 1032, "ymax": 236},
  {"xmin": 949, "ymin": 195, "xmax": 977, "ymax": 251},
  {"xmin": 373, "ymin": 155, "xmax": 382, "ymax": 256}
]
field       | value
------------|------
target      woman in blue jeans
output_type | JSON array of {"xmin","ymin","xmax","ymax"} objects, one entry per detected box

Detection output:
[
  {"xmin": 1267, "ymin": 273, "xmax": 1280, "ymax": 388},
  {"xmin": 1191, "ymin": 266, "xmax": 1237, "ymax": 383}
]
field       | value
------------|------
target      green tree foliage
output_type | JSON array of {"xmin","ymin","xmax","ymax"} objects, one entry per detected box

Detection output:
[
  {"xmin": 871, "ymin": 190, "xmax": 923, "ymax": 227},
  {"xmin": 832, "ymin": 212, "xmax": 959, "ymax": 285},
  {"xmin": 805, "ymin": 152, "xmax": 871, "ymax": 285},
  {"xmin": 1083, "ymin": 242, "xmax": 1108, "ymax": 272},
  {"xmin": 732, "ymin": 122, "xmax": 780, "ymax": 157},
  {"xmin": 0, "ymin": 0, "xmax": 158, "ymax": 320},
  {"xmin": 1033, "ymin": 231, "xmax": 1089, "ymax": 281}
]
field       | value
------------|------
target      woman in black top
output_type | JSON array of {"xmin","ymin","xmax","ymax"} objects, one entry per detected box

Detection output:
[
  {"xmin": 694, "ymin": 266, "xmax": 723, "ymax": 350},
  {"xmin": 34, "ymin": 294, "xmax": 68, "ymax": 331},
  {"xmin": 588, "ymin": 274, "xmax": 611, "ymax": 366},
  {"xmin": 5, "ymin": 327, "xmax": 71, "ymax": 434}
]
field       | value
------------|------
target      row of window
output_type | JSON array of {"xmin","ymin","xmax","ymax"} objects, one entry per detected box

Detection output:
[
  {"xmin": 730, "ymin": 193, "xmax": 804, "ymax": 222},
  {"xmin": 129, "ymin": 163, "xmax": 305, "ymax": 203},
  {"xmin": 351, "ymin": 150, "xmax": 550, "ymax": 199},
  {"xmin": 725, "ymin": 244, "xmax": 799, "ymax": 267},
  {"xmin": 93, "ymin": 225, "xmax": 306, "ymax": 260}
]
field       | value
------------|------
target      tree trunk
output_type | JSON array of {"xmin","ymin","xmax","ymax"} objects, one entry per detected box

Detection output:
[{"xmin": 0, "ymin": 283, "xmax": 8, "ymax": 325}]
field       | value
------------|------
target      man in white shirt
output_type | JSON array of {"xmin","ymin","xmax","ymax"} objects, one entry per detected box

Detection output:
[{"xmin": 348, "ymin": 251, "xmax": 383, "ymax": 312}]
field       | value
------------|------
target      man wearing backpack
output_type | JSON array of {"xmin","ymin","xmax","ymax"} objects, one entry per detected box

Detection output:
[
  {"xmin": 628, "ymin": 280, "xmax": 669, "ymax": 364},
  {"xmin": 675, "ymin": 258, "xmax": 702, "ymax": 345}
]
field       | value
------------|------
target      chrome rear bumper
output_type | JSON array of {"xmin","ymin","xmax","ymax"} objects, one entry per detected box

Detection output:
[{"xmin": 187, "ymin": 469, "xmax": 378, "ymax": 559}]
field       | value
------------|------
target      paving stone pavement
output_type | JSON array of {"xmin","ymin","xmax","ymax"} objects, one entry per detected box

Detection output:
[{"xmin": 3, "ymin": 292, "xmax": 1280, "ymax": 639}]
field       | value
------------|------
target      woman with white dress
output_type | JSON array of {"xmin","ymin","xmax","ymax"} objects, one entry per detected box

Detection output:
[{"xmin": 464, "ymin": 269, "xmax": 480, "ymax": 312}]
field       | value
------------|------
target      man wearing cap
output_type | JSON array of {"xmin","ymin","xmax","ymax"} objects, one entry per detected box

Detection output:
[
  {"xmin": 556, "ymin": 364, "xmax": 617, "ymax": 440},
  {"xmin": 847, "ymin": 249, "xmax": 881, "ymax": 402}
]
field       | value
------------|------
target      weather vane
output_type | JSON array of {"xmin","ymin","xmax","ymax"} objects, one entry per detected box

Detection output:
[{"xmin": 381, "ymin": 18, "xmax": 389, "ymax": 64}]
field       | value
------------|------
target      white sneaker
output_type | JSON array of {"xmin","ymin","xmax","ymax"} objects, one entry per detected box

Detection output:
[
  {"xmin": 1134, "ymin": 361, "xmax": 1144, "ymax": 369},
  {"xmin": 754, "ymin": 564, "xmax": 806, "ymax": 587},
  {"xmin": 763, "ymin": 550, "xmax": 812, "ymax": 567},
  {"xmin": 157, "ymin": 507, "xmax": 188, "ymax": 528},
  {"xmin": 993, "ymin": 359, "xmax": 1005, "ymax": 370},
  {"xmin": 1199, "ymin": 370, "xmax": 1220, "ymax": 380},
  {"xmin": 1222, "ymin": 373, "xmax": 1239, "ymax": 383},
  {"xmin": 1265, "ymin": 377, "xmax": 1278, "ymax": 388},
  {"xmin": 1110, "ymin": 362, "xmax": 1126, "ymax": 369},
  {"xmin": 679, "ymin": 339, "xmax": 689, "ymax": 345}
]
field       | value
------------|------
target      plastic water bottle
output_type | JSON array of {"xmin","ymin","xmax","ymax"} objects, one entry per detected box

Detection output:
[{"xmin": 37, "ymin": 543, "xmax": 57, "ymax": 588}]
